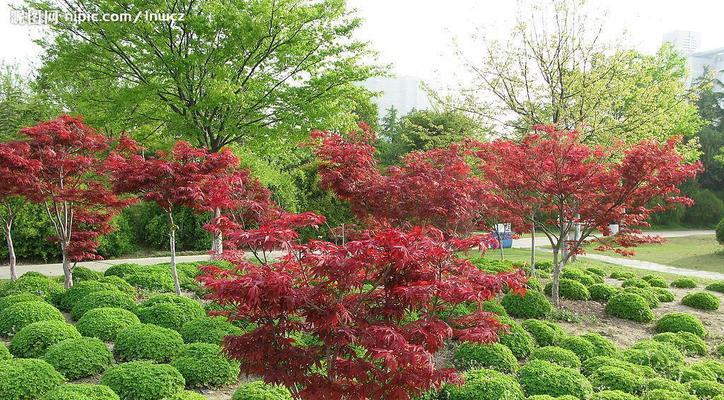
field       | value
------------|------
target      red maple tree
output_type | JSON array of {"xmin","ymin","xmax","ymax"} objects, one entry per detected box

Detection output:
[
  {"xmin": 200, "ymin": 211, "xmax": 526, "ymax": 400},
  {"xmin": 106, "ymin": 139, "xmax": 238, "ymax": 294},
  {"xmin": 0, "ymin": 141, "xmax": 42, "ymax": 281},
  {"xmin": 474, "ymin": 125, "xmax": 701, "ymax": 304},
  {"xmin": 18, "ymin": 116, "xmax": 129, "ymax": 288}
]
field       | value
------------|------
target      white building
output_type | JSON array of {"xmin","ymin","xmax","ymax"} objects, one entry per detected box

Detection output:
[
  {"xmin": 689, "ymin": 47, "xmax": 724, "ymax": 88},
  {"xmin": 363, "ymin": 76, "xmax": 430, "ymax": 118},
  {"xmin": 662, "ymin": 30, "xmax": 701, "ymax": 55}
]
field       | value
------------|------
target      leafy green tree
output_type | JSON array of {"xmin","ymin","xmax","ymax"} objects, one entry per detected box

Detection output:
[
  {"xmin": 31, "ymin": 0, "xmax": 381, "ymax": 151},
  {"xmin": 0, "ymin": 64, "xmax": 60, "ymax": 140}
]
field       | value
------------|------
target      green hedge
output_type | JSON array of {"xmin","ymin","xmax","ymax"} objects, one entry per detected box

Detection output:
[
  {"xmin": 100, "ymin": 361, "xmax": 185, "ymax": 400},
  {"xmin": 642, "ymin": 389, "xmax": 697, "ymax": 400},
  {"xmin": 705, "ymin": 281, "xmax": 724, "ymax": 293},
  {"xmin": 76, "ymin": 307, "xmax": 142, "ymax": 342},
  {"xmin": 439, "ymin": 368, "xmax": 525, "ymax": 400},
  {"xmin": 605, "ymin": 293, "xmax": 654, "ymax": 322},
  {"xmin": 501, "ymin": 291, "xmax": 552, "ymax": 319},
  {"xmin": 3, "ymin": 275, "xmax": 64, "ymax": 302},
  {"xmin": 43, "ymin": 337, "xmax": 113, "ymax": 380},
  {"xmin": 517, "ymin": 360, "xmax": 593, "ymax": 399},
  {"xmin": 671, "ymin": 278, "xmax": 697, "ymax": 288},
  {"xmin": 589, "ymin": 366, "xmax": 644, "ymax": 394},
  {"xmin": 653, "ymin": 332, "xmax": 708, "ymax": 356},
  {"xmin": 231, "ymin": 381, "xmax": 293, "ymax": 400},
  {"xmin": 622, "ymin": 287, "xmax": 660, "ymax": 308},
  {"xmin": 650, "ymin": 287, "xmax": 675, "ymax": 302},
  {"xmin": 521, "ymin": 319, "xmax": 565, "ymax": 347},
  {"xmin": 681, "ymin": 292, "xmax": 720, "ymax": 310},
  {"xmin": 0, "ymin": 358, "xmax": 65, "ymax": 400},
  {"xmin": 622, "ymin": 278, "xmax": 651, "ymax": 289},
  {"xmin": 544, "ymin": 279, "xmax": 590, "ymax": 301},
  {"xmin": 497, "ymin": 317, "xmax": 535, "ymax": 359},
  {"xmin": 581, "ymin": 332, "xmax": 618, "ymax": 357},
  {"xmin": 135, "ymin": 294, "xmax": 205, "ymax": 331},
  {"xmin": 655, "ymin": 313, "xmax": 706, "ymax": 337},
  {"xmin": 558, "ymin": 336, "xmax": 597, "ymax": 361},
  {"xmin": 9, "ymin": 320, "xmax": 81, "ymax": 358},
  {"xmin": 582, "ymin": 356, "xmax": 657, "ymax": 378},
  {"xmin": 163, "ymin": 391, "xmax": 207, "ymax": 400},
  {"xmin": 623, "ymin": 340, "xmax": 685, "ymax": 374},
  {"xmin": 170, "ymin": 343, "xmax": 241, "ymax": 388},
  {"xmin": 113, "ymin": 323, "xmax": 184, "ymax": 363},
  {"xmin": 591, "ymin": 390, "xmax": 640, "ymax": 400},
  {"xmin": 0, "ymin": 293, "xmax": 44, "ymax": 312},
  {"xmin": 179, "ymin": 316, "xmax": 243, "ymax": 345},
  {"xmin": 642, "ymin": 275, "xmax": 668, "ymax": 288},
  {"xmin": 453, "ymin": 342, "xmax": 519, "ymax": 372},
  {"xmin": 686, "ymin": 380, "xmax": 724, "ymax": 399},
  {"xmin": 71, "ymin": 290, "xmax": 136, "ymax": 320},
  {"xmin": 529, "ymin": 346, "xmax": 581, "ymax": 369},
  {"xmin": 0, "ymin": 301, "xmax": 65, "ymax": 337},
  {"xmin": 39, "ymin": 383, "xmax": 120, "ymax": 400},
  {"xmin": 58, "ymin": 281, "xmax": 119, "ymax": 312},
  {"xmin": 0, "ymin": 342, "xmax": 10, "ymax": 361},
  {"xmin": 589, "ymin": 284, "xmax": 619, "ymax": 302}
]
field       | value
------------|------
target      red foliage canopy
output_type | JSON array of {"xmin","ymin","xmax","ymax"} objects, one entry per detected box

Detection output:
[
  {"xmin": 200, "ymin": 214, "xmax": 526, "ymax": 400},
  {"xmin": 0, "ymin": 141, "xmax": 41, "ymax": 203}
]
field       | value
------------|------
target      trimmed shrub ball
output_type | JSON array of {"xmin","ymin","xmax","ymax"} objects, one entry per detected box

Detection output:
[
  {"xmin": 72, "ymin": 267, "xmax": 104, "ymax": 283},
  {"xmin": 589, "ymin": 366, "xmax": 644, "ymax": 394},
  {"xmin": 40, "ymin": 384, "xmax": 120, "ymax": 400},
  {"xmin": 59, "ymin": 281, "xmax": 119, "ymax": 312},
  {"xmin": 10, "ymin": 321, "xmax": 81, "ymax": 358},
  {"xmin": 644, "ymin": 377, "xmax": 688, "ymax": 393},
  {"xmin": 76, "ymin": 307, "xmax": 141, "ymax": 342},
  {"xmin": 589, "ymin": 284, "xmax": 619, "ymax": 302},
  {"xmin": 113, "ymin": 323, "xmax": 184, "ymax": 363},
  {"xmin": 231, "ymin": 381, "xmax": 293, "ymax": 400},
  {"xmin": 623, "ymin": 340, "xmax": 684, "ymax": 374},
  {"xmin": 501, "ymin": 290, "xmax": 553, "ymax": 319},
  {"xmin": 4, "ymin": 275, "xmax": 65, "ymax": 302},
  {"xmin": 682, "ymin": 292, "xmax": 720, "ymax": 311},
  {"xmin": 545, "ymin": 279, "xmax": 591, "ymax": 300},
  {"xmin": 0, "ymin": 358, "xmax": 65, "ymax": 400},
  {"xmin": 650, "ymin": 287, "xmax": 676, "ymax": 303},
  {"xmin": 655, "ymin": 313, "xmax": 706, "ymax": 337},
  {"xmin": 522, "ymin": 319, "xmax": 565, "ymax": 347},
  {"xmin": 0, "ymin": 293, "xmax": 44, "ymax": 312},
  {"xmin": 497, "ymin": 317, "xmax": 535, "ymax": 359},
  {"xmin": 705, "ymin": 281, "xmax": 724, "ymax": 293},
  {"xmin": 453, "ymin": 342, "xmax": 519, "ymax": 372},
  {"xmin": 517, "ymin": 359, "xmax": 593, "ymax": 399},
  {"xmin": 642, "ymin": 275, "xmax": 668, "ymax": 288},
  {"xmin": 642, "ymin": 389, "xmax": 697, "ymax": 400},
  {"xmin": 179, "ymin": 316, "xmax": 243, "ymax": 345},
  {"xmin": 561, "ymin": 268, "xmax": 597, "ymax": 287},
  {"xmin": 482, "ymin": 300, "xmax": 508, "ymax": 316},
  {"xmin": 0, "ymin": 342, "xmax": 10, "ymax": 361},
  {"xmin": 605, "ymin": 293, "xmax": 653, "ymax": 322},
  {"xmin": 529, "ymin": 346, "xmax": 581, "ymax": 369},
  {"xmin": 558, "ymin": 335, "xmax": 597, "ymax": 361},
  {"xmin": 98, "ymin": 276, "xmax": 136, "ymax": 295},
  {"xmin": 692, "ymin": 359, "xmax": 724, "ymax": 383},
  {"xmin": 654, "ymin": 332, "xmax": 708, "ymax": 356},
  {"xmin": 439, "ymin": 368, "xmax": 525, "ymax": 400},
  {"xmin": 581, "ymin": 356, "xmax": 657, "ymax": 378},
  {"xmin": 591, "ymin": 390, "xmax": 639, "ymax": 400},
  {"xmin": 0, "ymin": 301, "xmax": 64, "ymax": 337},
  {"xmin": 586, "ymin": 267, "xmax": 607, "ymax": 277},
  {"xmin": 100, "ymin": 361, "xmax": 185, "ymax": 400},
  {"xmin": 622, "ymin": 278, "xmax": 651, "ymax": 289},
  {"xmin": 610, "ymin": 271, "xmax": 636, "ymax": 280},
  {"xmin": 527, "ymin": 396, "xmax": 578, "ymax": 400},
  {"xmin": 671, "ymin": 278, "xmax": 697, "ymax": 288},
  {"xmin": 103, "ymin": 263, "xmax": 143, "ymax": 278},
  {"xmin": 686, "ymin": 380, "xmax": 724, "ymax": 399},
  {"xmin": 622, "ymin": 287, "xmax": 660, "ymax": 308},
  {"xmin": 125, "ymin": 271, "xmax": 176, "ymax": 292},
  {"xmin": 581, "ymin": 332, "xmax": 617, "ymax": 357},
  {"xmin": 43, "ymin": 337, "xmax": 113, "ymax": 380},
  {"xmin": 171, "ymin": 343, "xmax": 240, "ymax": 388},
  {"xmin": 71, "ymin": 290, "xmax": 136, "ymax": 320},
  {"xmin": 135, "ymin": 294, "xmax": 205, "ymax": 331},
  {"xmin": 163, "ymin": 391, "xmax": 207, "ymax": 400},
  {"xmin": 672, "ymin": 365, "xmax": 716, "ymax": 383}
]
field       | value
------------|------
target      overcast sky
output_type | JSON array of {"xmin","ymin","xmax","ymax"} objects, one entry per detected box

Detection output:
[{"xmin": 2, "ymin": 0, "xmax": 724, "ymax": 89}]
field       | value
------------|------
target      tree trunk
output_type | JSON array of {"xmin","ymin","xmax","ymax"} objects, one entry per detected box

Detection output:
[
  {"xmin": 530, "ymin": 222, "xmax": 536, "ymax": 276},
  {"xmin": 551, "ymin": 248, "xmax": 562, "ymax": 306},
  {"xmin": 169, "ymin": 212, "xmax": 182, "ymax": 295},
  {"xmin": 4, "ymin": 222, "xmax": 17, "ymax": 281},
  {"xmin": 61, "ymin": 244, "xmax": 73, "ymax": 289},
  {"xmin": 211, "ymin": 207, "xmax": 223, "ymax": 256}
]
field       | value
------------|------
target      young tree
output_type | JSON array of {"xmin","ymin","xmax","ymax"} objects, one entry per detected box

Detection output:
[
  {"xmin": 0, "ymin": 142, "xmax": 41, "ymax": 280},
  {"xmin": 200, "ymin": 211, "xmax": 526, "ymax": 400},
  {"xmin": 20, "ymin": 116, "xmax": 128, "ymax": 288},
  {"xmin": 475, "ymin": 125, "xmax": 701, "ymax": 305},
  {"xmin": 106, "ymin": 140, "xmax": 237, "ymax": 294}
]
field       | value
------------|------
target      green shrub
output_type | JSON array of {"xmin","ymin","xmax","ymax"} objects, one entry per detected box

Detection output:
[
  {"xmin": 501, "ymin": 291, "xmax": 553, "ymax": 319},
  {"xmin": 100, "ymin": 361, "xmax": 185, "ymax": 400},
  {"xmin": 0, "ymin": 342, "xmax": 10, "ymax": 361},
  {"xmin": 692, "ymin": 360, "xmax": 724, "ymax": 383},
  {"xmin": 586, "ymin": 267, "xmax": 606, "ymax": 277},
  {"xmin": 179, "ymin": 316, "xmax": 243, "ymax": 345},
  {"xmin": 0, "ymin": 293, "xmax": 44, "ymax": 312},
  {"xmin": 654, "ymin": 332, "xmax": 708, "ymax": 356},
  {"xmin": 439, "ymin": 368, "xmax": 525, "ymax": 400},
  {"xmin": 135, "ymin": 294, "xmax": 205, "ymax": 331},
  {"xmin": 622, "ymin": 287, "xmax": 660, "ymax": 308},
  {"xmin": 103, "ymin": 263, "xmax": 143, "ymax": 278},
  {"xmin": 9, "ymin": 321, "xmax": 81, "ymax": 358},
  {"xmin": 231, "ymin": 381, "xmax": 293, "ymax": 400},
  {"xmin": 655, "ymin": 313, "xmax": 706, "ymax": 337},
  {"xmin": 644, "ymin": 377, "xmax": 688, "ymax": 393},
  {"xmin": 453, "ymin": 342, "xmax": 519, "ymax": 372},
  {"xmin": 529, "ymin": 346, "xmax": 581, "ymax": 369},
  {"xmin": 605, "ymin": 293, "xmax": 654, "ymax": 322},
  {"xmin": 58, "ymin": 281, "xmax": 119, "ymax": 312},
  {"xmin": 718, "ymin": 217, "xmax": 724, "ymax": 245},
  {"xmin": 558, "ymin": 335, "xmax": 597, "ymax": 361},
  {"xmin": 562, "ymin": 268, "xmax": 597, "ymax": 287},
  {"xmin": 525, "ymin": 277, "xmax": 543, "ymax": 292},
  {"xmin": 622, "ymin": 278, "xmax": 651, "ymax": 289},
  {"xmin": 610, "ymin": 271, "xmax": 636, "ymax": 280},
  {"xmin": 581, "ymin": 332, "xmax": 617, "ymax": 357},
  {"xmin": 43, "ymin": 337, "xmax": 113, "ymax": 380},
  {"xmin": 517, "ymin": 360, "xmax": 593, "ymax": 399},
  {"xmin": 672, "ymin": 365, "xmax": 715, "ymax": 383},
  {"xmin": 623, "ymin": 340, "xmax": 684, "ymax": 374},
  {"xmin": 98, "ymin": 276, "xmax": 136, "ymax": 295},
  {"xmin": 706, "ymin": 282, "xmax": 724, "ymax": 293},
  {"xmin": 171, "ymin": 343, "xmax": 240, "ymax": 388},
  {"xmin": 522, "ymin": 319, "xmax": 565, "ymax": 347},
  {"xmin": 527, "ymin": 396, "xmax": 578, "ymax": 400},
  {"xmin": 40, "ymin": 384, "xmax": 120, "ymax": 400},
  {"xmin": 163, "ymin": 391, "xmax": 206, "ymax": 400},
  {"xmin": 113, "ymin": 323, "xmax": 184, "ymax": 363},
  {"xmin": 642, "ymin": 275, "xmax": 668, "ymax": 288},
  {"xmin": 544, "ymin": 279, "xmax": 590, "ymax": 300},
  {"xmin": 0, "ymin": 358, "xmax": 65, "ymax": 400},
  {"xmin": 482, "ymin": 300, "xmax": 508, "ymax": 316},
  {"xmin": 125, "ymin": 271, "xmax": 175, "ymax": 292},
  {"xmin": 591, "ymin": 390, "xmax": 639, "ymax": 400},
  {"xmin": 71, "ymin": 290, "xmax": 136, "ymax": 320},
  {"xmin": 72, "ymin": 267, "xmax": 104, "ymax": 283},
  {"xmin": 589, "ymin": 366, "xmax": 644, "ymax": 394},
  {"xmin": 671, "ymin": 278, "xmax": 697, "ymax": 289},
  {"xmin": 642, "ymin": 389, "xmax": 697, "ymax": 400},
  {"xmin": 651, "ymin": 287, "xmax": 676, "ymax": 302},
  {"xmin": 76, "ymin": 307, "xmax": 141, "ymax": 342},
  {"xmin": 4, "ymin": 275, "xmax": 65, "ymax": 302},
  {"xmin": 497, "ymin": 317, "xmax": 535, "ymax": 359},
  {"xmin": 589, "ymin": 284, "xmax": 619, "ymax": 302},
  {"xmin": 682, "ymin": 292, "xmax": 720, "ymax": 310},
  {"xmin": 718, "ymin": 343, "xmax": 724, "ymax": 358},
  {"xmin": 582, "ymin": 356, "xmax": 657, "ymax": 377},
  {"xmin": 0, "ymin": 301, "xmax": 64, "ymax": 337},
  {"xmin": 686, "ymin": 380, "xmax": 724, "ymax": 399}
]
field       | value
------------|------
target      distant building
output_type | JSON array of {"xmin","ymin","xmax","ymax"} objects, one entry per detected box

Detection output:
[
  {"xmin": 363, "ymin": 76, "xmax": 430, "ymax": 118},
  {"xmin": 689, "ymin": 47, "xmax": 724, "ymax": 88},
  {"xmin": 662, "ymin": 30, "xmax": 701, "ymax": 55}
]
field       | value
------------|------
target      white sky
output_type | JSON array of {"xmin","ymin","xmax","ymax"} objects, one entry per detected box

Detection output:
[{"xmin": 2, "ymin": 0, "xmax": 724, "ymax": 89}]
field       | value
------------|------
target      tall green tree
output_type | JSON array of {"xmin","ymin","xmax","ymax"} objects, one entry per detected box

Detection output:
[
  {"xmin": 31, "ymin": 0, "xmax": 381, "ymax": 151},
  {"xmin": 0, "ymin": 64, "xmax": 60, "ymax": 140}
]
